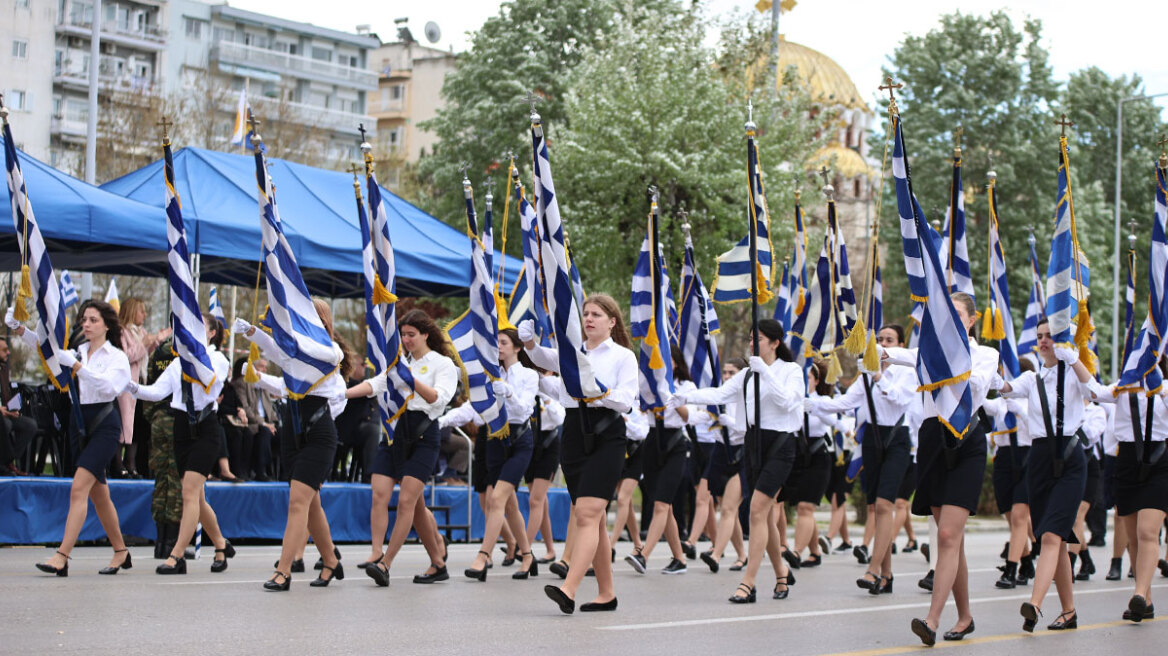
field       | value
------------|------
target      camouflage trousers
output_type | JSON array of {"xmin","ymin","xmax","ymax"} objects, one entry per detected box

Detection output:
[{"xmin": 147, "ymin": 407, "xmax": 182, "ymax": 523}]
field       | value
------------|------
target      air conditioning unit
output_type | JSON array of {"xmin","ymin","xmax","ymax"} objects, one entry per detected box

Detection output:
[
  {"xmin": 68, "ymin": 37, "xmax": 85, "ymax": 48},
  {"xmin": 102, "ymin": 42, "xmax": 116, "ymax": 55}
]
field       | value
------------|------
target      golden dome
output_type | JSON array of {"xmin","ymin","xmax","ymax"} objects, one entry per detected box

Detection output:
[
  {"xmin": 775, "ymin": 38, "xmax": 869, "ymax": 113},
  {"xmin": 811, "ymin": 142, "xmax": 870, "ymax": 179}
]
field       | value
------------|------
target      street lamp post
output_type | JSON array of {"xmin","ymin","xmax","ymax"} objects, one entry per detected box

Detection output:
[{"xmin": 1111, "ymin": 91, "xmax": 1168, "ymax": 379}]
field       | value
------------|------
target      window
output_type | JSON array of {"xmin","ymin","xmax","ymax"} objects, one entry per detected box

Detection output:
[
  {"xmin": 212, "ymin": 27, "xmax": 235, "ymax": 44},
  {"xmin": 183, "ymin": 17, "xmax": 204, "ymax": 39},
  {"xmin": 54, "ymin": 49, "xmax": 64, "ymax": 74},
  {"xmin": 52, "ymin": 96, "xmax": 62, "ymax": 117},
  {"xmin": 8, "ymin": 90, "xmax": 27, "ymax": 111},
  {"xmin": 310, "ymin": 47, "xmax": 332, "ymax": 63},
  {"xmin": 70, "ymin": 2, "xmax": 93, "ymax": 26},
  {"xmin": 12, "ymin": 40, "xmax": 28, "ymax": 59},
  {"xmin": 390, "ymin": 84, "xmax": 403, "ymax": 100}
]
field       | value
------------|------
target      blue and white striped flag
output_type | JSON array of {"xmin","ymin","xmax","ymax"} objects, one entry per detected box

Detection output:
[
  {"xmin": 774, "ymin": 260, "xmax": 792, "ymax": 331},
  {"xmin": 162, "ymin": 137, "xmax": 217, "ymax": 393},
  {"xmin": 1017, "ymin": 234, "xmax": 1045, "ymax": 364},
  {"xmin": 866, "ymin": 254, "xmax": 883, "ymax": 333},
  {"xmin": 507, "ymin": 183, "xmax": 552, "ymax": 345},
  {"xmin": 450, "ymin": 177, "xmax": 508, "ymax": 437},
  {"xmin": 566, "ymin": 239, "xmax": 587, "ymax": 315},
  {"xmin": 792, "ymin": 194, "xmax": 809, "ymax": 315},
  {"xmin": 4, "ymin": 109, "xmax": 71, "ymax": 392},
  {"xmin": 829, "ymin": 200, "xmax": 858, "ymax": 344},
  {"xmin": 983, "ymin": 178, "xmax": 1020, "ymax": 380},
  {"xmin": 712, "ymin": 136, "xmax": 774, "ymax": 304},
  {"xmin": 530, "ymin": 111, "xmax": 607, "ymax": 401},
  {"xmin": 893, "ymin": 114, "xmax": 974, "ymax": 440},
  {"xmin": 351, "ymin": 169, "xmax": 389, "ymax": 425},
  {"xmin": 59, "ymin": 271, "xmax": 78, "ymax": 310},
  {"xmin": 631, "ymin": 192, "xmax": 675, "ymax": 412},
  {"xmin": 1123, "ymin": 246, "xmax": 1137, "ymax": 367},
  {"xmin": 208, "ymin": 287, "xmax": 226, "ymax": 329},
  {"xmin": 787, "ymin": 236, "xmax": 832, "ymax": 363},
  {"xmin": 678, "ymin": 228, "xmax": 720, "ymax": 389},
  {"xmin": 939, "ymin": 149, "xmax": 975, "ymax": 300},
  {"xmin": 252, "ymin": 133, "xmax": 340, "ymax": 398},
  {"xmin": 1044, "ymin": 135, "xmax": 1095, "ymax": 372},
  {"xmin": 1118, "ymin": 162, "xmax": 1168, "ymax": 390}
]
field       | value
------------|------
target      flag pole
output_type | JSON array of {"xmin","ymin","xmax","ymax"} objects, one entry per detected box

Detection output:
[
  {"xmin": 683, "ymin": 215, "xmax": 732, "ymax": 452},
  {"xmin": 745, "ymin": 102, "xmax": 762, "ymax": 443},
  {"xmin": 648, "ymin": 186, "xmax": 668, "ymax": 438}
]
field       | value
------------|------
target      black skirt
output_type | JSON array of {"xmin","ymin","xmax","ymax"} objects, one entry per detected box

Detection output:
[
  {"xmin": 827, "ymin": 451, "xmax": 852, "ymax": 506},
  {"xmin": 644, "ymin": 427, "xmax": 688, "ymax": 504},
  {"xmin": 560, "ymin": 407, "xmax": 627, "ymax": 503},
  {"xmin": 912, "ymin": 418, "xmax": 987, "ymax": 516},
  {"xmin": 1027, "ymin": 436, "xmax": 1086, "ymax": 543},
  {"xmin": 620, "ymin": 439, "xmax": 644, "ymax": 481},
  {"xmin": 780, "ymin": 436, "xmax": 832, "ymax": 505},
  {"xmin": 74, "ymin": 402, "xmax": 122, "ymax": 485},
  {"xmin": 371, "ymin": 410, "xmax": 441, "ymax": 484},
  {"xmin": 525, "ymin": 429, "xmax": 562, "ymax": 483},
  {"xmin": 861, "ymin": 423, "xmax": 912, "ymax": 504},
  {"xmin": 281, "ymin": 395, "xmax": 338, "ymax": 491},
  {"xmin": 706, "ymin": 441, "xmax": 736, "ymax": 497},
  {"xmin": 992, "ymin": 445, "xmax": 1030, "ymax": 514},
  {"xmin": 1114, "ymin": 442, "xmax": 1168, "ymax": 515},
  {"xmin": 1082, "ymin": 452, "xmax": 1101, "ymax": 504},
  {"xmin": 172, "ymin": 409, "xmax": 222, "ymax": 477},
  {"xmin": 486, "ymin": 424, "xmax": 534, "ymax": 488},
  {"xmin": 744, "ymin": 429, "xmax": 796, "ymax": 499},
  {"xmin": 471, "ymin": 431, "xmax": 488, "ymax": 493},
  {"xmin": 896, "ymin": 461, "xmax": 917, "ymax": 500}
]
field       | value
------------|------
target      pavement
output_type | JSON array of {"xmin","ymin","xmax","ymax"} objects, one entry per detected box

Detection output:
[{"xmin": 1, "ymin": 529, "xmax": 1165, "ymax": 655}]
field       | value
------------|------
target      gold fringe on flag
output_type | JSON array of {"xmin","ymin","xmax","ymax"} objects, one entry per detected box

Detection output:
[
  {"xmin": 372, "ymin": 274, "xmax": 397, "ymax": 305},
  {"xmin": 862, "ymin": 332, "xmax": 880, "ymax": 372},
  {"xmin": 755, "ymin": 261, "xmax": 774, "ymax": 303},
  {"xmin": 13, "ymin": 264, "xmax": 32, "ymax": 322},
  {"xmin": 843, "ymin": 317, "xmax": 866, "ymax": 355},
  {"xmin": 825, "ymin": 351, "xmax": 842, "ymax": 384},
  {"xmin": 495, "ymin": 288, "xmax": 514, "ymax": 331}
]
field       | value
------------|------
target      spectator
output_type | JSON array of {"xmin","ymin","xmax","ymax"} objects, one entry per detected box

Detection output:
[
  {"xmin": 115, "ymin": 297, "xmax": 171, "ymax": 478},
  {"xmin": 0, "ymin": 336, "xmax": 36, "ymax": 475},
  {"xmin": 334, "ymin": 351, "xmax": 379, "ymax": 483}
]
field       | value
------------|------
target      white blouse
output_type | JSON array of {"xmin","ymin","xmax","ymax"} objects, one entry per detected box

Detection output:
[
  {"xmin": 244, "ymin": 327, "xmax": 347, "ymax": 417},
  {"xmin": 1002, "ymin": 364, "xmax": 1102, "ymax": 439},
  {"xmin": 76, "ymin": 340, "xmax": 131, "ymax": 405},
  {"xmin": 370, "ymin": 349, "xmax": 458, "ymax": 420},
  {"xmin": 625, "ymin": 407, "xmax": 650, "ymax": 442},
  {"xmin": 805, "ymin": 390, "xmax": 843, "ymax": 439},
  {"xmin": 132, "ymin": 347, "xmax": 230, "ymax": 413},
  {"xmin": 806, "ymin": 369, "xmax": 915, "ymax": 427},
  {"xmin": 1096, "ymin": 384, "xmax": 1168, "ymax": 445},
  {"xmin": 500, "ymin": 360, "xmax": 539, "ymax": 423},
  {"xmin": 526, "ymin": 338, "xmax": 639, "ymax": 412},
  {"xmin": 685, "ymin": 359, "xmax": 804, "ymax": 433},
  {"xmin": 536, "ymin": 391, "xmax": 565, "ymax": 431}
]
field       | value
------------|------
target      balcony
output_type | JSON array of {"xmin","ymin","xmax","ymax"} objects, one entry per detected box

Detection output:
[
  {"xmin": 219, "ymin": 98, "xmax": 373, "ymax": 136},
  {"xmin": 54, "ymin": 68, "xmax": 160, "ymax": 94},
  {"xmin": 213, "ymin": 42, "xmax": 378, "ymax": 91},
  {"xmin": 57, "ymin": 16, "xmax": 167, "ymax": 52},
  {"xmin": 51, "ymin": 116, "xmax": 88, "ymax": 140}
]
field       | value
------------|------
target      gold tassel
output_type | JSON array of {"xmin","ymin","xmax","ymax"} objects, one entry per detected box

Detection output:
[
  {"xmin": 13, "ymin": 264, "xmax": 32, "ymax": 322},
  {"xmin": 990, "ymin": 308, "xmax": 1005, "ymax": 341},
  {"xmin": 794, "ymin": 290, "xmax": 806, "ymax": 316},
  {"xmin": 12, "ymin": 298, "xmax": 29, "ymax": 323},
  {"xmin": 1073, "ymin": 300, "xmax": 1093, "ymax": 347},
  {"xmin": 372, "ymin": 275, "xmax": 397, "ymax": 305},
  {"xmin": 862, "ymin": 332, "xmax": 880, "ymax": 372},
  {"xmin": 825, "ymin": 352, "xmax": 842, "ymax": 385},
  {"xmin": 755, "ymin": 262, "xmax": 774, "ymax": 303},
  {"xmin": 495, "ymin": 289, "xmax": 515, "ymax": 331},
  {"xmin": 980, "ymin": 305, "xmax": 994, "ymax": 338},
  {"xmin": 843, "ymin": 317, "xmax": 866, "ymax": 355},
  {"xmin": 244, "ymin": 341, "xmax": 261, "ymax": 384},
  {"xmin": 645, "ymin": 317, "xmax": 665, "ymax": 369}
]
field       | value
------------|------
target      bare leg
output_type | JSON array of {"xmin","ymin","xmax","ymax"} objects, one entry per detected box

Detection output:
[
  {"xmin": 794, "ymin": 501, "xmax": 816, "ymax": 555},
  {"xmin": 863, "ymin": 504, "xmax": 876, "ymax": 548},
  {"xmin": 368, "ymin": 474, "xmax": 395, "ymax": 561},
  {"xmin": 88, "ymin": 481, "xmax": 128, "ymax": 567},
  {"xmin": 1008, "ymin": 503, "xmax": 1031, "ymax": 562},
  {"xmin": 42, "ymin": 469, "xmax": 100, "ymax": 569},
  {"xmin": 776, "ymin": 505, "xmax": 789, "ymax": 550},
  {"xmin": 541, "ymin": 499, "xmax": 556, "ymax": 556},
  {"xmin": 686, "ymin": 478, "xmax": 714, "ymax": 549},
  {"xmin": 924, "ymin": 505, "xmax": 970, "ymax": 630},
  {"xmin": 1029, "ymin": 532, "xmax": 1068, "ymax": 610},
  {"xmin": 1132, "ymin": 509, "xmax": 1168, "ymax": 602},
  {"xmin": 609, "ymin": 478, "xmax": 638, "ymax": 547},
  {"xmin": 947, "ymin": 536, "xmax": 973, "ymax": 632},
  {"xmin": 503, "ymin": 492, "xmax": 534, "ymax": 570},
  {"xmin": 382, "ymin": 476, "xmax": 426, "ymax": 569},
  {"xmin": 712, "ymin": 475, "xmax": 742, "ymax": 560},
  {"xmin": 559, "ymin": 497, "xmax": 609, "ymax": 600},
  {"xmin": 866, "ymin": 497, "xmax": 897, "ymax": 579},
  {"xmin": 898, "ymin": 498, "xmax": 916, "ymax": 543},
  {"xmin": 560, "ymin": 505, "xmax": 576, "ymax": 566},
  {"xmin": 640, "ymin": 500, "xmax": 674, "ymax": 561},
  {"xmin": 663, "ymin": 511, "xmax": 685, "ymax": 560},
  {"xmin": 274, "ymin": 480, "xmax": 316, "ymax": 576},
  {"xmin": 167, "ymin": 471, "xmax": 209, "ymax": 562},
  {"xmin": 473, "ymin": 481, "xmax": 528, "ymax": 570},
  {"xmin": 738, "ymin": 490, "xmax": 789, "ymax": 591},
  {"xmin": 305, "ymin": 492, "xmax": 339, "ymax": 574},
  {"xmin": 526, "ymin": 478, "xmax": 552, "ymax": 556}
]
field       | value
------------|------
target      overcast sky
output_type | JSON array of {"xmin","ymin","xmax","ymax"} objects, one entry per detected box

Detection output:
[{"xmin": 223, "ymin": 0, "xmax": 1168, "ymax": 120}]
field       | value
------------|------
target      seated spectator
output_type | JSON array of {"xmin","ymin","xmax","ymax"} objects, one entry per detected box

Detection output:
[
  {"xmin": 0, "ymin": 336, "xmax": 35, "ymax": 475},
  {"xmin": 334, "ymin": 352, "xmax": 379, "ymax": 483}
]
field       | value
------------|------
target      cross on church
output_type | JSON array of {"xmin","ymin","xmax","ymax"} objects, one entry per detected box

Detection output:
[
  {"xmin": 1055, "ymin": 113, "xmax": 1074, "ymax": 137},
  {"xmin": 156, "ymin": 116, "xmax": 173, "ymax": 142}
]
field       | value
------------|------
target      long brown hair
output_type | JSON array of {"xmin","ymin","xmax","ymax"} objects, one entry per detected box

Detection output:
[
  {"xmin": 313, "ymin": 298, "xmax": 354, "ymax": 379},
  {"xmin": 499, "ymin": 327, "xmax": 536, "ymax": 370},
  {"xmin": 202, "ymin": 312, "xmax": 223, "ymax": 349},
  {"xmin": 87, "ymin": 300, "xmax": 123, "ymax": 351},
  {"xmin": 400, "ymin": 309, "xmax": 457, "ymax": 361},
  {"xmin": 118, "ymin": 297, "xmax": 145, "ymax": 328},
  {"xmin": 582, "ymin": 293, "xmax": 632, "ymax": 349}
]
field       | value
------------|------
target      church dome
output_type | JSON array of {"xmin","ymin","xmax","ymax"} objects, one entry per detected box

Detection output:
[{"xmin": 775, "ymin": 38, "xmax": 869, "ymax": 113}]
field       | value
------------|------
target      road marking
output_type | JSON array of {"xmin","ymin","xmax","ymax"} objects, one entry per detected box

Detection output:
[
  {"xmin": 820, "ymin": 617, "xmax": 1166, "ymax": 656},
  {"xmin": 597, "ymin": 583, "xmax": 1168, "ymax": 631}
]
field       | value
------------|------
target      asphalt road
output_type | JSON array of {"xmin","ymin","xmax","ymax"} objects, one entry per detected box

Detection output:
[{"xmin": 2, "ymin": 529, "xmax": 1164, "ymax": 655}]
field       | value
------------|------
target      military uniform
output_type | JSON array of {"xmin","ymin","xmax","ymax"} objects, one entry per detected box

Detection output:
[{"xmin": 145, "ymin": 338, "xmax": 181, "ymax": 557}]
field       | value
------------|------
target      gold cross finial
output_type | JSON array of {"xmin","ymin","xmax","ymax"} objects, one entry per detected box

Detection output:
[
  {"xmin": 953, "ymin": 126, "xmax": 963, "ymax": 156},
  {"xmin": 818, "ymin": 166, "xmax": 831, "ymax": 187},
  {"xmin": 1158, "ymin": 134, "xmax": 1168, "ymax": 169},
  {"xmin": 246, "ymin": 110, "xmax": 262, "ymax": 146},
  {"xmin": 819, "ymin": 166, "xmax": 834, "ymax": 201},
  {"xmin": 156, "ymin": 116, "xmax": 173, "ymax": 143},
  {"xmin": 879, "ymin": 77, "xmax": 903, "ymax": 103},
  {"xmin": 346, "ymin": 162, "xmax": 361, "ymax": 177},
  {"xmin": 1055, "ymin": 113, "xmax": 1074, "ymax": 137}
]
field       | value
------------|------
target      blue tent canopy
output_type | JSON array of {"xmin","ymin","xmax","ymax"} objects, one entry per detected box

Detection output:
[
  {"xmin": 100, "ymin": 146, "xmax": 519, "ymax": 298},
  {"xmin": 0, "ymin": 137, "xmax": 170, "ymax": 276}
]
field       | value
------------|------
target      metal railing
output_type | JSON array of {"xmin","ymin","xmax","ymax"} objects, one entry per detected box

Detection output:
[{"xmin": 214, "ymin": 41, "xmax": 377, "ymax": 89}]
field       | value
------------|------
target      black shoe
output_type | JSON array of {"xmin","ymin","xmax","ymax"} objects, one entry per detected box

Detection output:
[
  {"xmin": 1088, "ymin": 534, "xmax": 1106, "ymax": 547},
  {"xmin": 921, "ymin": 542, "xmax": 930, "ymax": 563},
  {"xmin": 549, "ymin": 560, "xmax": 569, "ymax": 579},
  {"xmin": 943, "ymin": 619, "xmax": 975, "ymax": 641},
  {"xmin": 365, "ymin": 562, "xmax": 390, "ymax": 587},
  {"xmin": 1000, "ymin": 541, "xmax": 1010, "ymax": 560},
  {"xmin": 580, "ymin": 598, "xmax": 618, "ymax": 612},
  {"xmin": 585, "ymin": 567, "xmax": 595, "ymax": 577},
  {"xmin": 1047, "ymin": 609, "xmax": 1077, "ymax": 630},
  {"xmin": 773, "ymin": 576, "xmax": 791, "ymax": 600},
  {"xmin": 465, "ymin": 550, "xmax": 490, "ymax": 582},
  {"xmin": 818, "ymin": 535, "xmax": 832, "ymax": 554},
  {"xmin": 513, "ymin": 552, "xmax": 539, "ymax": 579},
  {"xmin": 155, "ymin": 555, "xmax": 187, "ymax": 575},
  {"xmin": 1128, "ymin": 567, "xmax": 1135, "ymax": 578},
  {"xmin": 782, "ymin": 548, "xmax": 802, "ymax": 570},
  {"xmin": 544, "ymin": 585, "xmax": 574, "ymax": 614},
  {"xmin": 729, "ymin": 557, "xmax": 748, "ymax": 571},
  {"xmin": 891, "ymin": 543, "xmax": 898, "ymax": 554},
  {"xmin": 99, "ymin": 549, "xmax": 132, "ymax": 575},
  {"xmin": 36, "ymin": 550, "xmax": 69, "ymax": 577},
  {"xmin": 1020, "ymin": 602, "xmax": 1041, "ymax": 633},
  {"xmin": 681, "ymin": 541, "xmax": 697, "ymax": 560},
  {"xmin": 313, "ymin": 546, "xmax": 342, "ymax": 571},
  {"xmin": 856, "ymin": 571, "xmax": 879, "ymax": 591},
  {"xmin": 834, "ymin": 541, "xmax": 852, "ymax": 553},
  {"xmin": 290, "ymin": 559, "xmax": 305, "ymax": 573},
  {"xmin": 500, "ymin": 544, "xmax": 517, "ymax": 567},
  {"xmin": 210, "ymin": 541, "xmax": 235, "ymax": 573},
  {"xmin": 310, "ymin": 562, "xmax": 344, "ymax": 587},
  {"xmin": 1159, "ymin": 559, "xmax": 1168, "ymax": 578},
  {"xmin": 853, "ymin": 544, "xmax": 870, "ymax": 565},
  {"xmin": 537, "ymin": 554, "xmax": 557, "ymax": 564},
  {"xmin": 413, "ymin": 564, "xmax": 449, "ymax": 584},
  {"xmin": 869, "ymin": 575, "xmax": 893, "ymax": 595},
  {"xmin": 625, "ymin": 549, "xmax": 647, "ymax": 574},
  {"xmin": 264, "ymin": 571, "xmax": 290, "ymax": 591},
  {"xmin": 911, "ymin": 618, "xmax": 936, "ymax": 646},
  {"xmin": 661, "ymin": 558, "xmax": 687, "ymax": 575},
  {"xmin": 996, "ymin": 561, "xmax": 1018, "ymax": 589},
  {"xmin": 902, "ymin": 539, "xmax": 918, "ymax": 554},
  {"xmin": 700, "ymin": 550, "xmax": 720, "ymax": 573},
  {"xmin": 801, "ymin": 554, "xmax": 822, "ymax": 568},
  {"xmin": 1107, "ymin": 557, "xmax": 1123, "ymax": 581},
  {"xmin": 1124, "ymin": 596, "xmax": 1154, "ymax": 622},
  {"xmin": 1019, "ymin": 555, "xmax": 1035, "ymax": 583},
  {"xmin": 918, "ymin": 569, "xmax": 934, "ymax": 592},
  {"xmin": 358, "ymin": 554, "xmax": 385, "ymax": 571},
  {"xmin": 728, "ymin": 583, "xmax": 756, "ymax": 604}
]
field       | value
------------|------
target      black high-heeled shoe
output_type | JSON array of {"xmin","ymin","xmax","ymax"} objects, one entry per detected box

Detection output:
[
  {"xmin": 499, "ymin": 544, "xmax": 517, "ymax": 567},
  {"xmin": 210, "ymin": 541, "xmax": 235, "ymax": 573},
  {"xmin": 99, "ymin": 549, "xmax": 132, "ymax": 575},
  {"xmin": 801, "ymin": 553, "xmax": 822, "ymax": 568},
  {"xmin": 313, "ymin": 546, "xmax": 342, "ymax": 570},
  {"xmin": 911, "ymin": 618, "xmax": 936, "ymax": 646},
  {"xmin": 773, "ymin": 576, "xmax": 791, "ymax": 600},
  {"xmin": 366, "ymin": 561, "xmax": 390, "ymax": 587},
  {"xmin": 728, "ymin": 583, "xmax": 756, "ymax": 604},
  {"xmin": 310, "ymin": 562, "xmax": 344, "ymax": 587},
  {"xmin": 942, "ymin": 619, "xmax": 975, "ymax": 641},
  {"xmin": 869, "ymin": 575, "xmax": 893, "ymax": 595},
  {"xmin": 358, "ymin": 554, "xmax": 384, "ymax": 571},
  {"xmin": 856, "ymin": 571, "xmax": 879, "ymax": 591},
  {"xmin": 465, "ymin": 550, "xmax": 490, "ymax": 581},
  {"xmin": 1020, "ymin": 601, "xmax": 1041, "ymax": 632},
  {"xmin": 729, "ymin": 557, "xmax": 747, "ymax": 571},
  {"xmin": 1047, "ymin": 609, "xmax": 1077, "ymax": 630},
  {"xmin": 413, "ymin": 564, "xmax": 449, "ymax": 584},
  {"xmin": 544, "ymin": 585, "xmax": 575, "ymax": 614},
  {"xmin": 36, "ymin": 550, "xmax": 70, "ymax": 577},
  {"xmin": 537, "ymin": 554, "xmax": 557, "ymax": 564},
  {"xmin": 701, "ymin": 550, "xmax": 720, "ymax": 573},
  {"xmin": 155, "ymin": 555, "xmax": 187, "ymax": 575},
  {"xmin": 513, "ymin": 552, "xmax": 539, "ymax": 579},
  {"xmin": 264, "ymin": 570, "xmax": 290, "ymax": 591},
  {"xmin": 548, "ymin": 560, "xmax": 569, "ymax": 579},
  {"xmin": 274, "ymin": 558, "xmax": 306, "ymax": 573},
  {"xmin": 781, "ymin": 547, "xmax": 802, "ymax": 570}
]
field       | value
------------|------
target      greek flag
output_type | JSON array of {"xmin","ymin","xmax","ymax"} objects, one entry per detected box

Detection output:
[
  {"xmin": 4, "ymin": 110, "xmax": 71, "ymax": 391},
  {"xmin": 1118, "ymin": 162, "xmax": 1168, "ymax": 390},
  {"xmin": 983, "ymin": 180, "xmax": 1020, "ymax": 380},
  {"xmin": 366, "ymin": 158, "xmax": 414, "ymax": 435},
  {"xmin": 1017, "ymin": 235, "xmax": 1045, "ymax": 363},
  {"xmin": 352, "ymin": 170, "xmax": 389, "ymax": 429},
  {"xmin": 566, "ymin": 239, "xmax": 587, "ymax": 315},
  {"xmin": 787, "ymin": 236, "xmax": 832, "ymax": 362},
  {"xmin": 506, "ymin": 183, "xmax": 551, "ymax": 344},
  {"xmin": 712, "ymin": 136, "xmax": 773, "ymax": 304},
  {"xmin": 59, "ymin": 271, "xmax": 78, "ymax": 310},
  {"xmin": 631, "ymin": 192, "xmax": 675, "ymax": 412},
  {"xmin": 678, "ymin": 227, "xmax": 721, "ymax": 423},
  {"xmin": 792, "ymin": 195, "xmax": 809, "ymax": 314},
  {"xmin": 1122, "ymin": 246, "xmax": 1138, "ymax": 369},
  {"xmin": 774, "ymin": 260, "xmax": 792, "ymax": 330},
  {"xmin": 830, "ymin": 201, "xmax": 858, "ymax": 342},
  {"xmin": 208, "ymin": 287, "xmax": 226, "ymax": 329},
  {"xmin": 939, "ymin": 150, "xmax": 975, "ymax": 300},
  {"xmin": 1044, "ymin": 136, "xmax": 1094, "ymax": 373},
  {"xmin": 893, "ymin": 114, "xmax": 974, "ymax": 440},
  {"xmin": 252, "ymin": 139, "xmax": 340, "ymax": 398},
  {"xmin": 451, "ymin": 177, "xmax": 508, "ymax": 436},
  {"xmin": 530, "ymin": 112, "xmax": 607, "ymax": 401},
  {"xmin": 163, "ymin": 138, "xmax": 217, "ymax": 393},
  {"xmin": 865, "ymin": 254, "xmax": 883, "ymax": 332}
]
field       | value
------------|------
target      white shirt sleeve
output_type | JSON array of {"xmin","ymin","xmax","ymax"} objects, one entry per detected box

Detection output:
[{"xmin": 132, "ymin": 359, "xmax": 178, "ymax": 402}]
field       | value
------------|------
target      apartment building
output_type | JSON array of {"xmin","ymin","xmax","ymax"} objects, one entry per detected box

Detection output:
[{"xmin": 2, "ymin": 0, "xmax": 56, "ymax": 161}]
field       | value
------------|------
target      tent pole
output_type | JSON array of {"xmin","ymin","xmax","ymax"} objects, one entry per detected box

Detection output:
[{"xmin": 228, "ymin": 285, "xmax": 238, "ymax": 359}]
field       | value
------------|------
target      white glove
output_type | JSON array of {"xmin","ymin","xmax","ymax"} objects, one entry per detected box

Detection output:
[
  {"xmin": 231, "ymin": 318, "xmax": 253, "ymax": 335},
  {"xmin": 124, "ymin": 380, "xmax": 140, "ymax": 395},
  {"xmin": 517, "ymin": 319, "xmax": 535, "ymax": 343},
  {"xmin": 989, "ymin": 373, "xmax": 1005, "ymax": 391},
  {"xmin": 1054, "ymin": 346, "xmax": 1079, "ymax": 365},
  {"xmin": 802, "ymin": 397, "xmax": 817, "ymax": 412},
  {"xmin": 491, "ymin": 380, "xmax": 512, "ymax": 398},
  {"xmin": 748, "ymin": 356, "xmax": 768, "ymax": 374},
  {"xmin": 56, "ymin": 349, "xmax": 78, "ymax": 368},
  {"xmin": 666, "ymin": 393, "xmax": 686, "ymax": 409},
  {"xmin": 4, "ymin": 307, "xmax": 20, "ymax": 330},
  {"xmin": 717, "ymin": 413, "xmax": 735, "ymax": 427}
]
